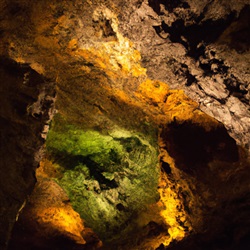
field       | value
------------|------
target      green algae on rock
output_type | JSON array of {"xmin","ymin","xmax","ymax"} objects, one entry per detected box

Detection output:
[{"xmin": 45, "ymin": 114, "xmax": 160, "ymax": 242}]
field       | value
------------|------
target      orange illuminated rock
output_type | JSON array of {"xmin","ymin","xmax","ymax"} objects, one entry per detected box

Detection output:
[{"xmin": 10, "ymin": 176, "xmax": 101, "ymax": 249}]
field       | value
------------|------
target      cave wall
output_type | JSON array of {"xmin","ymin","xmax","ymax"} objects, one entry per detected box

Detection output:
[
  {"xmin": 0, "ymin": 58, "xmax": 55, "ymax": 248},
  {"xmin": 118, "ymin": 0, "xmax": 250, "ymax": 152},
  {"xmin": 0, "ymin": 0, "xmax": 248, "ymax": 150},
  {"xmin": 0, "ymin": 0, "xmax": 249, "ymax": 249}
]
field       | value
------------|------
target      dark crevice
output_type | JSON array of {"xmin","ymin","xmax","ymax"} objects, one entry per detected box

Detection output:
[
  {"xmin": 199, "ymin": 58, "xmax": 229, "ymax": 76},
  {"xmin": 186, "ymin": 73, "xmax": 197, "ymax": 86},
  {"xmin": 151, "ymin": 0, "xmax": 238, "ymax": 60},
  {"xmin": 225, "ymin": 77, "xmax": 249, "ymax": 104},
  {"xmin": 161, "ymin": 161, "xmax": 171, "ymax": 174},
  {"xmin": 158, "ymin": 12, "xmax": 236, "ymax": 58},
  {"xmin": 174, "ymin": 63, "xmax": 197, "ymax": 86},
  {"xmin": 48, "ymin": 152, "xmax": 119, "ymax": 190}
]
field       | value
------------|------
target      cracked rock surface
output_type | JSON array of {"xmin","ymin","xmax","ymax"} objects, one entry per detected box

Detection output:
[{"xmin": 119, "ymin": 0, "xmax": 250, "ymax": 151}]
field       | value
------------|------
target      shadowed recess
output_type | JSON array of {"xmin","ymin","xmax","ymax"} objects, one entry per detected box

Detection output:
[{"xmin": 161, "ymin": 121, "xmax": 239, "ymax": 172}]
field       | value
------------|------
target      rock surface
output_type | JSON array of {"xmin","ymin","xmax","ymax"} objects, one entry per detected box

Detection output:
[
  {"xmin": 0, "ymin": 0, "xmax": 249, "ymax": 249},
  {"xmin": 8, "ymin": 175, "xmax": 101, "ymax": 250},
  {"xmin": 118, "ymin": 0, "xmax": 250, "ymax": 151},
  {"xmin": 0, "ymin": 58, "xmax": 55, "ymax": 248}
]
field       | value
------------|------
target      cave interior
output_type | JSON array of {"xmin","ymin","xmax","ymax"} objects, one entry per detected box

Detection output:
[{"xmin": 0, "ymin": 0, "xmax": 250, "ymax": 250}]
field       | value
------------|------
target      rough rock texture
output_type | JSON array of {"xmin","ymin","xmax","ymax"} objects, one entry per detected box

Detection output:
[
  {"xmin": 118, "ymin": 0, "xmax": 250, "ymax": 151},
  {"xmin": 8, "ymin": 175, "xmax": 101, "ymax": 250},
  {"xmin": 0, "ymin": 58, "xmax": 56, "ymax": 248},
  {"xmin": 0, "ymin": 0, "xmax": 249, "ymax": 249},
  {"xmin": 45, "ymin": 119, "xmax": 160, "ymax": 244}
]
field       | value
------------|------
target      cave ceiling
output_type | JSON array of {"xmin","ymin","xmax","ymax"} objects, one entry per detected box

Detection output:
[{"xmin": 0, "ymin": 0, "xmax": 249, "ymax": 250}]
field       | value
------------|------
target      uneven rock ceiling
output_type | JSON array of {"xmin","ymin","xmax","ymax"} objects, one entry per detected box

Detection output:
[{"xmin": 0, "ymin": 0, "xmax": 249, "ymax": 250}]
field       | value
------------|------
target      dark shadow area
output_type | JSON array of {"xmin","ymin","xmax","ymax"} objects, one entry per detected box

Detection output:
[
  {"xmin": 8, "ymin": 225, "xmax": 98, "ymax": 250},
  {"xmin": 218, "ymin": 5, "xmax": 250, "ymax": 53},
  {"xmin": 148, "ymin": 0, "xmax": 190, "ymax": 14},
  {"xmin": 153, "ymin": 12, "xmax": 236, "ymax": 59},
  {"xmin": 49, "ymin": 151, "xmax": 119, "ymax": 190},
  {"xmin": 161, "ymin": 161, "xmax": 172, "ymax": 174},
  {"xmin": 0, "ymin": 57, "xmax": 55, "ymax": 248},
  {"xmin": 150, "ymin": 3, "xmax": 250, "ymax": 57},
  {"xmin": 161, "ymin": 121, "xmax": 239, "ymax": 173},
  {"xmin": 167, "ymin": 212, "xmax": 250, "ymax": 250},
  {"xmin": 159, "ymin": 120, "xmax": 250, "ymax": 250}
]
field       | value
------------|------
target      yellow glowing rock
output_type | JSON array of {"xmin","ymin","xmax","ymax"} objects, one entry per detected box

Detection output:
[
  {"xmin": 162, "ymin": 89, "xmax": 198, "ymax": 121},
  {"xmin": 30, "ymin": 62, "xmax": 45, "ymax": 75},
  {"xmin": 137, "ymin": 79, "xmax": 170, "ymax": 103},
  {"xmin": 21, "ymin": 176, "xmax": 94, "ymax": 245},
  {"xmin": 75, "ymin": 42, "xmax": 146, "ymax": 78},
  {"xmin": 67, "ymin": 39, "xmax": 78, "ymax": 50},
  {"xmin": 38, "ymin": 206, "xmax": 86, "ymax": 244},
  {"xmin": 73, "ymin": 7, "xmax": 147, "ymax": 78},
  {"xmin": 157, "ymin": 174, "xmax": 187, "ymax": 247},
  {"xmin": 12, "ymin": 56, "xmax": 25, "ymax": 64},
  {"xmin": 113, "ymin": 89, "xmax": 133, "ymax": 103}
]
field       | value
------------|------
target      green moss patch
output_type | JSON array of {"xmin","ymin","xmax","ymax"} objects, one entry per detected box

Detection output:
[{"xmin": 45, "ymin": 114, "xmax": 160, "ymax": 241}]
